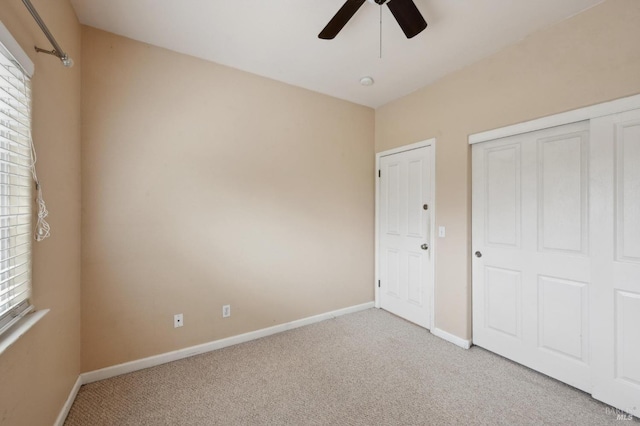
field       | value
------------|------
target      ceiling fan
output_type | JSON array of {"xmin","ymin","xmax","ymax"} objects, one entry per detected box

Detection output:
[{"xmin": 319, "ymin": 0, "xmax": 427, "ymax": 40}]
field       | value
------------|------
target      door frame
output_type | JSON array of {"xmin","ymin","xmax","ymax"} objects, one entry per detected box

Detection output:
[{"xmin": 375, "ymin": 139, "xmax": 436, "ymax": 330}]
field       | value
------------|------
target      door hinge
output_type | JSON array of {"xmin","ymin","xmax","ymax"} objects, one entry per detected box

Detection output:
[
  {"xmin": 378, "ymin": 170, "xmax": 381, "ymax": 178},
  {"xmin": 378, "ymin": 280, "xmax": 381, "ymax": 288}
]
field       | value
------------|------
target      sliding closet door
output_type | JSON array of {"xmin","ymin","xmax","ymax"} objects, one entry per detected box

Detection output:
[
  {"xmin": 472, "ymin": 121, "xmax": 593, "ymax": 392},
  {"xmin": 590, "ymin": 110, "xmax": 640, "ymax": 418},
  {"xmin": 473, "ymin": 101, "xmax": 640, "ymax": 417}
]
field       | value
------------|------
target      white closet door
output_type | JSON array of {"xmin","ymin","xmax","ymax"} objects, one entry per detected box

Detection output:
[
  {"xmin": 472, "ymin": 121, "xmax": 592, "ymax": 392},
  {"xmin": 590, "ymin": 110, "xmax": 640, "ymax": 418},
  {"xmin": 379, "ymin": 146, "xmax": 432, "ymax": 329}
]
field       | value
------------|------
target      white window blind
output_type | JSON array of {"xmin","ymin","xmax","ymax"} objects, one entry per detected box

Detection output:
[{"xmin": 0, "ymin": 38, "xmax": 34, "ymax": 335}]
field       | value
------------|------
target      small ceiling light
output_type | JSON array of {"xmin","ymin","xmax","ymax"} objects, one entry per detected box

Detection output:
[{"xmin": 360, "ymin": 76, "xmax": 375, "ymax": 86}]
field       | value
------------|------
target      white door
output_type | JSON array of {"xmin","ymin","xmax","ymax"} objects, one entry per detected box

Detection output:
[
  {"xmin": 379, "ymin": 146, "xmax": 432, "ymax": 329},
  {"xmin": 472, "ymin": 121, "xmax": 593, "ymax": 392},
  {"xmin": 590, "ymin": 110, "xmax": 640, "ymax": 418}
]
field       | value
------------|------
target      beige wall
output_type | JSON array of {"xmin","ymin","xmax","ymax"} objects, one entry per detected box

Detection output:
[
  {"xmin": 0, "ymin": 1, "xmax": 81, "ymax": 425},
  {"xmin": 81, "ymin": 27, "xmax": 375, "ymax": 371},
  {"xmin": 376, "ymin": 0, "xmax": 640, "ymax": 340},
  {"xmin": 2, "ymin": 1, "xmax": 636, "ymax": 418}
]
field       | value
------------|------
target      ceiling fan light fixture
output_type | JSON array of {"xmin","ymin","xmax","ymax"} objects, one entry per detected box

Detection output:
[{"xmin": 360, "ymin": 76, "xmax": 375, "ymax": 86}]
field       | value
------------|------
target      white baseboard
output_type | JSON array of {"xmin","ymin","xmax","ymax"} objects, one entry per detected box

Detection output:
[
  {"xmin": 431, "ymin": 327, "xmax": 472, "ymax": 349},
  {"xmin": 54, "ymin": 375, "xmax": 82, "ymax": 426},
  {"xmin": 81, "ymin": 301, "xmax": 375, "ymax": 384}
]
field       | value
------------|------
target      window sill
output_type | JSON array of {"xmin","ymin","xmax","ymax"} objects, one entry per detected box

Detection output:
[{"xmin": 0, "ymin": 309, "xmax": 49, "ymax": 356}]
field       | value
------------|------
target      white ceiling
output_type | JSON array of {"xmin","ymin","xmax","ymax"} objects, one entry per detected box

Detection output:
[{"xmin": 69, "ymin": 0, "xmax": 604, "ymax": 108}]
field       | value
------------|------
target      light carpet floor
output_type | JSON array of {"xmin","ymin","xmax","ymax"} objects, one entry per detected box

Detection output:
[{"xmin": 65, "ymin": 309, "xmax": 637, "ymax": 425}]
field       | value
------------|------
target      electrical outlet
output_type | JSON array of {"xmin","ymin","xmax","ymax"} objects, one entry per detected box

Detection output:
[
  {"xmin": 174, "ymin": 313, "xmax": 183, "ymax": 328},
  {"xmin": 222, "ymin": 305, "xmax": 231, "ymax": 318}
]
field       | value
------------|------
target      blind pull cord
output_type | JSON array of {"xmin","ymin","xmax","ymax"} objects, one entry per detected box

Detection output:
[{"xmin": 18, "ymin": 72, "xmax": 49, "ymax": 241}]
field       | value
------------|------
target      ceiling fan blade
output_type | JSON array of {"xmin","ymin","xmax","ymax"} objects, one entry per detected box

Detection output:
[
  {"xmin": 319, "ymin": 0, "xmax": 367, "ymax": 40},
  {"xmin": 387, "ymin": 0, "xmax": 427, "ymax": 39}
]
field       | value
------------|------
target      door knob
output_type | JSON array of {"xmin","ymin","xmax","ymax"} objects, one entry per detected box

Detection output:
[
  {"xmin": 421, "ymin": 244, "xmax": 429, "ymax": 250},
  {"xmin": 475, "ymin": 251, "xmax": 482, "ymax": 258}
]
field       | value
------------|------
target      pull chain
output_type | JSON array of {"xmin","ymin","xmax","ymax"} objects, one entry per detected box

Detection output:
[{"xmin": 379, "ymin": 5, "xmax": 383, "ymax": 59}]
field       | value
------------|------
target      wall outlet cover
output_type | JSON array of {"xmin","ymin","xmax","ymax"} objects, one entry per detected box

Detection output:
[{"xmin": 174, "ymin": 313, "xmax": 183, "ymax": 328}]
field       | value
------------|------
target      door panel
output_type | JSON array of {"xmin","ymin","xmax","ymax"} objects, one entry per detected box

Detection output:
[
  {"xmin": 616, "ymin": 121, "xmax": 640, "ymax": 262},
  {"xmin": 379, "ymin": 146, "xmax": 432, "ymax": 329},
  {"xmin": 485, "ymin": 267, "xmax": 521, "ymax": 338},
  {"xmin": 407, "ymin": 160, "xmax": 424, "ymax": 237},
  {"xmin": 386, "ymin": 163, "xmax": 401, "ymax": 235},
  {"xmin": 386, "ymin": 249, "xmax": 400, "ymax": 296},
  {"xmin": 537, "ymin": 276, "xmax": 588, "ymax": 362},
  {"xmin": 537, "ymin": 132, "xmax": 589, "ymax": 254},
  {"xmin": 407, "ymin": 253, "xmax": 422, "ymax": 305},
  {"xmin": 473, "ymin": 121, "xmax": 592, "ymax": 393},
  {"xmin": 485, "ymin": 144, "xmax": 521, "ymax": 248},
  {"xmin": 615, "ymin": 290, "xmax": 640, "ymax": 387},
  {"xmin": 590, "ymin": 110, "xmax": 640, "ymax": 417}
]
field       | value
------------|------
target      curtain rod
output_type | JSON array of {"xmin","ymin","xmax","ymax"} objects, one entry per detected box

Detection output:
[{"xmin": 22, "ymin": 0, "xmax": 73, "ymax": 67}]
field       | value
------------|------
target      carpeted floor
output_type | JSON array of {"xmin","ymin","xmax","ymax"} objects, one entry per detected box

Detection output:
[{"xmin": 65, "ymin": 309, "xmax": 637, "ymax": 425}]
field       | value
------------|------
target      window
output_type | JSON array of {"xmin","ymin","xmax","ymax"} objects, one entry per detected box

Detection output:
[{"xmin": 0, "ymin": 24, "xmax": 35, "ymax": 336}]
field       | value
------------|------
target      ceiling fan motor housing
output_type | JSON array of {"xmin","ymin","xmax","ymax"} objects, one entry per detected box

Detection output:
[{"xmin": 370, "ymin": 0, "xmax": 390, "ymax": 5}]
